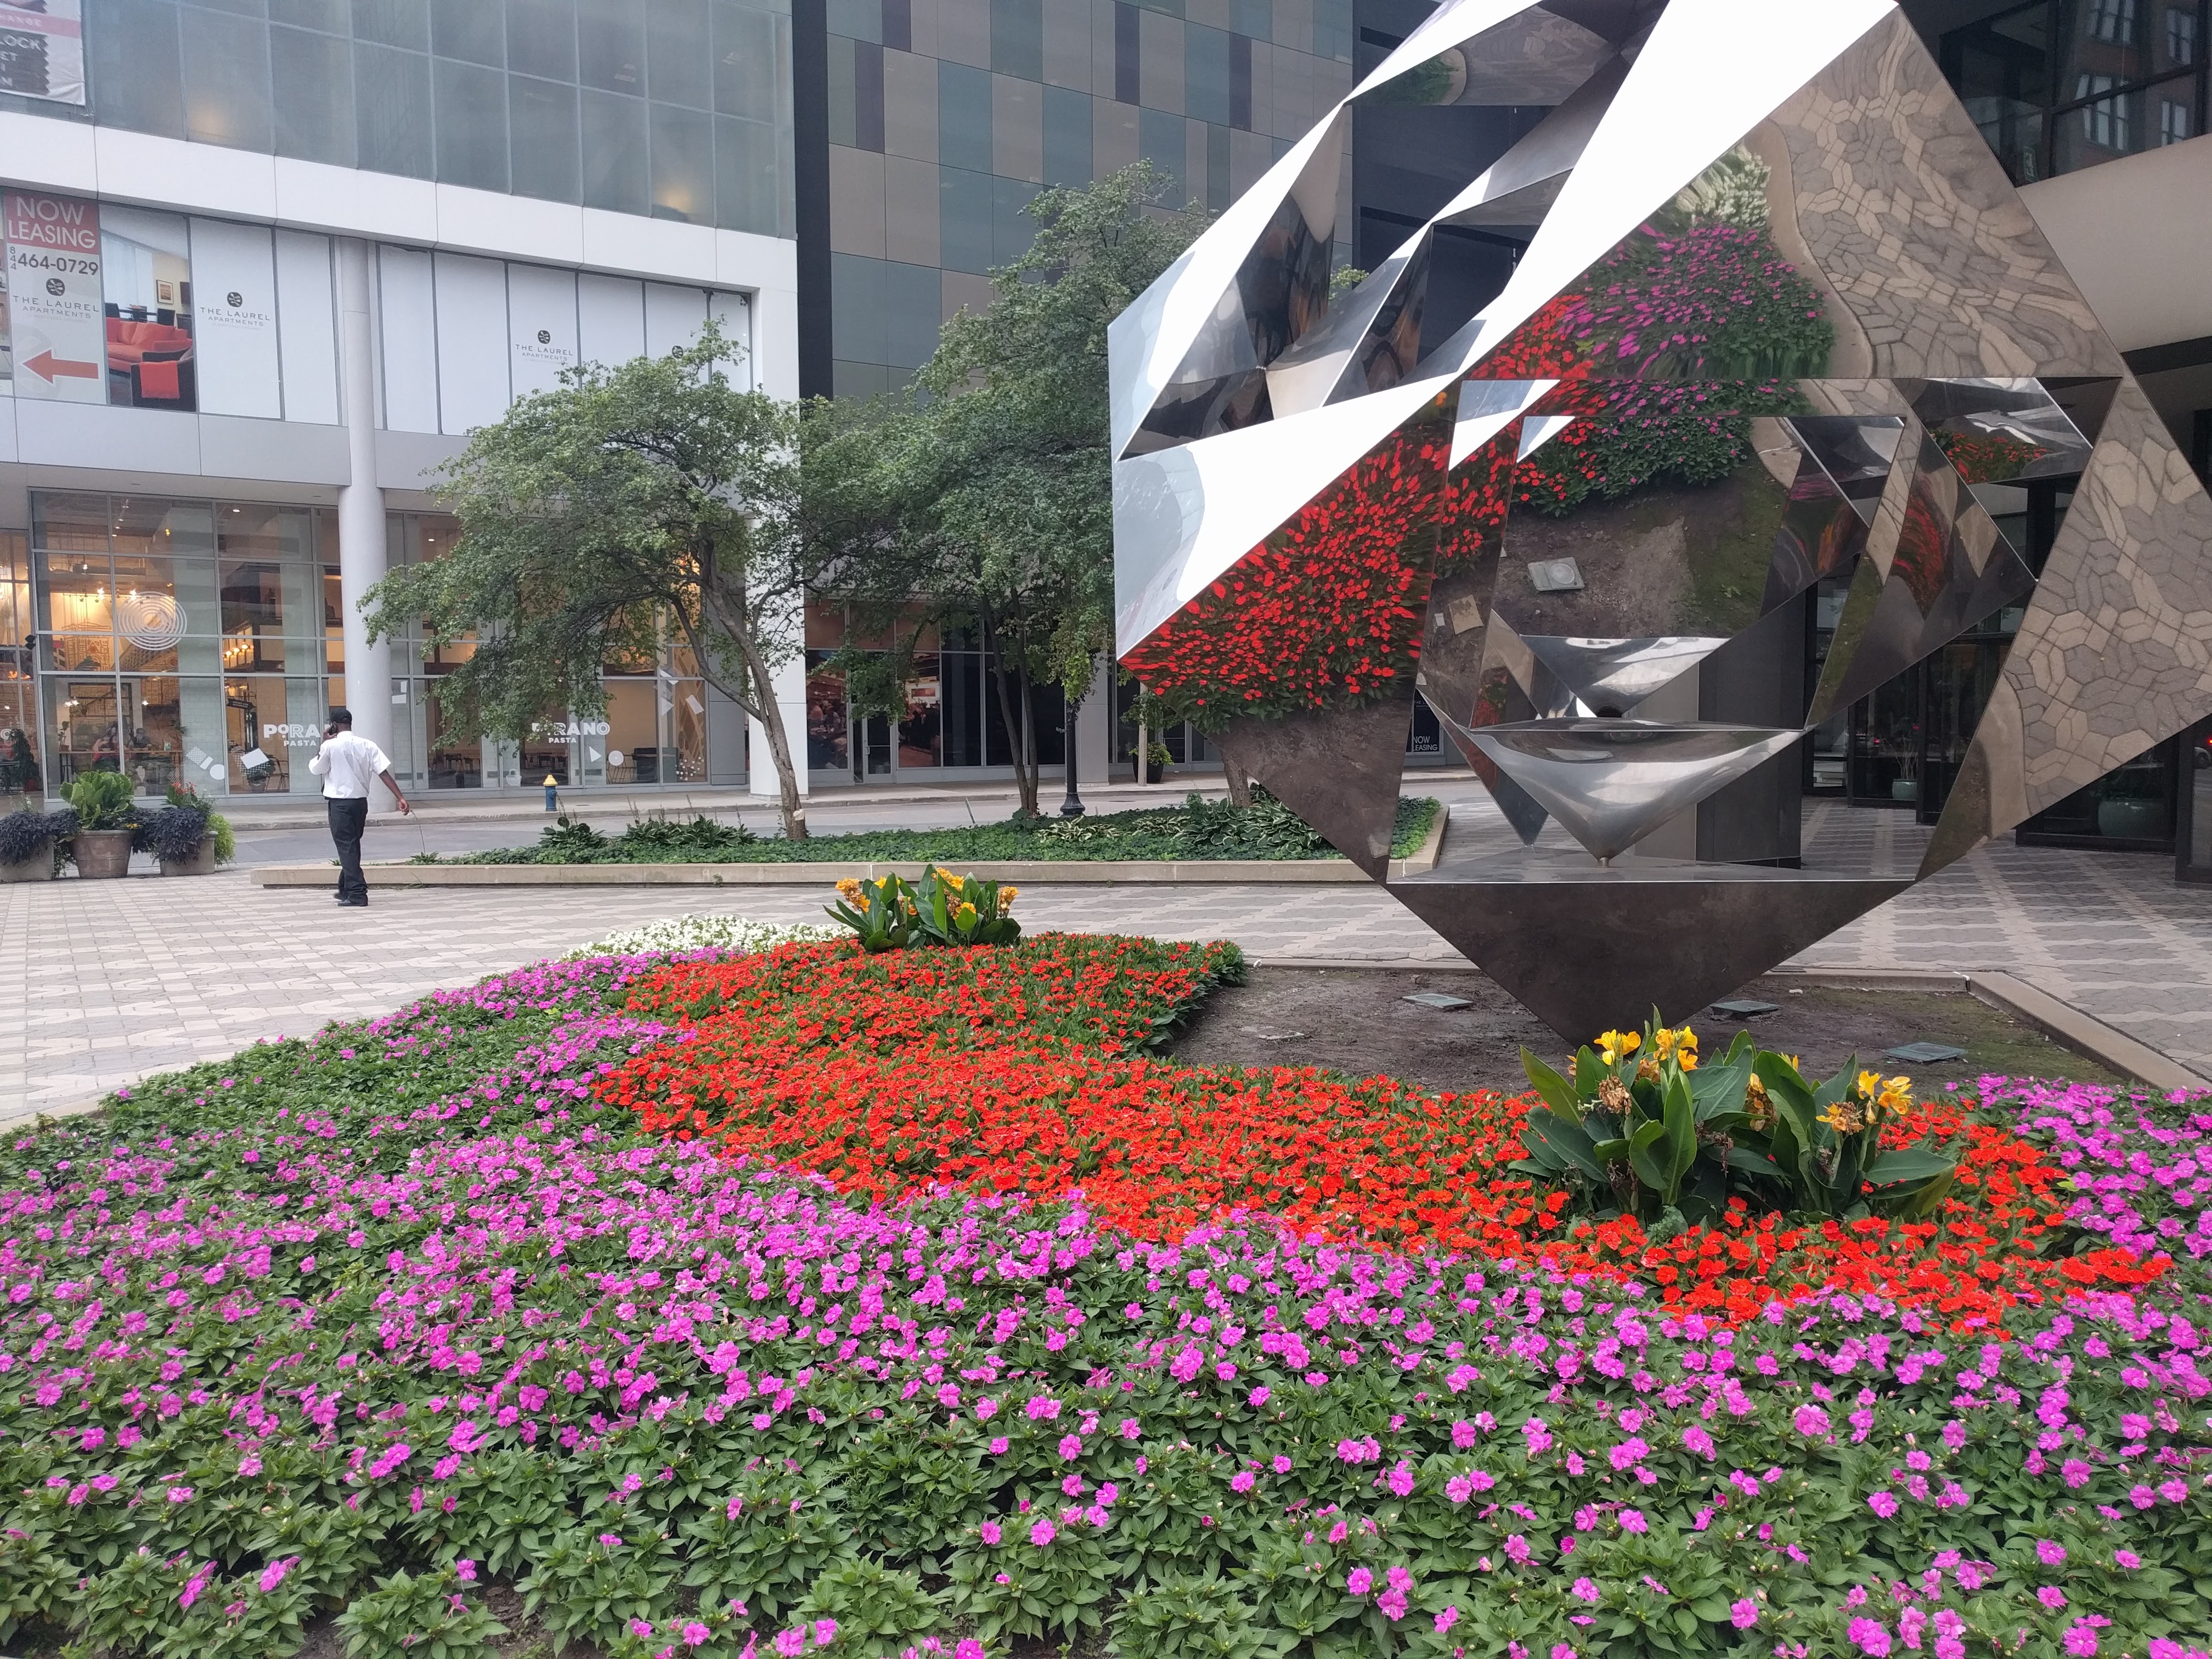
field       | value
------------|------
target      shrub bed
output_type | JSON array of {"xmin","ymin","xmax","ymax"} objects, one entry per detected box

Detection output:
[
  {"xmin": 424, "ymin": 795, "xmax": 1440, "ymax": 868},
  {"xmin": 2, "ymin": 939, "xmax": 2208, "ymax": 1659}
]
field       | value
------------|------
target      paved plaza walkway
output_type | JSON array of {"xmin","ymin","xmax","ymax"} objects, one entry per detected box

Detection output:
[{"xmin": 5, "ymin": 794, "xmax": 2210, "ymax": 1124}]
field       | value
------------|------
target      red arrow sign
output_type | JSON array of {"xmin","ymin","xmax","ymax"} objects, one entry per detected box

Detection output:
[{"xmin": 23, "ymin": 350, "xmax": 99, "ymax": 382}]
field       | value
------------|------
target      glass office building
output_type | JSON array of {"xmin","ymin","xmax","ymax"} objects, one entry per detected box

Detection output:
[{"xmin": 0, "ymin": 0, "xmax": 798, "ymax": 802}]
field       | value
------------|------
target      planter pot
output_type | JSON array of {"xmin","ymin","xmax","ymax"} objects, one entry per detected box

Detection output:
[
  {"xmin": 0, "ymin": 852, "xmax": 54, "ymax": 883},
  {"xmin": 1141, "ymin": 760, "xmax": 1165, "ymax": 785},
  {"xmin": 2096, "ymin": 797, "xmax": 2165, "ymax": 840},
  {"xmin": 160, "ymin": 839, "xmax": 218, "ymax": 877},
  {"xmin": 72, "ymin": 828, "xmax": 134, "ymax": 879}
]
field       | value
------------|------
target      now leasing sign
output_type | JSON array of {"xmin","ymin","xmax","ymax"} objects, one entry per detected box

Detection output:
[{"xmin": 4, "ymin": 189, "xmax": 103, "ymax": 404}]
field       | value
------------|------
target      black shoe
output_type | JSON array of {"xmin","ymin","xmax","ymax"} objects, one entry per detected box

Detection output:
[{"xmin": 338, "ymin": 897, "xmax": 369, "ymax": 907}]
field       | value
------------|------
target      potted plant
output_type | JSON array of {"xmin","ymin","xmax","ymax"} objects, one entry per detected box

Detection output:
[
  {"xmin": 0, "ymin": 805, "xmax": 75, "ymax": 883},
  {"xmin": 142, "ymin": 784, "xmax": 235, "ymax": 876},
  {"xmin": 2096, "ymin": 764, "xmax": 2168, "ymax": 841},
  {"xmin": 0, "ymin": 726, "xmax": 40, "ymax": 814},
  {"xmin": 64, "ymin": 771, "xmax": 138, "ymax": 879}
]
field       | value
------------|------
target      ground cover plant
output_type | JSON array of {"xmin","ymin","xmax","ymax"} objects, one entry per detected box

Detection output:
[
  {"xmin": 3, "ymin": 933, "xmax": 2209, "ymax": 1659},
  {"xmin": 421, "ymin": 794, "xmax": 1440, "ymax": 867}
]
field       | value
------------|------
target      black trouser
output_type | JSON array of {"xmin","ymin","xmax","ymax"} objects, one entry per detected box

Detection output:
[{"xmin": 328, "ymin": 796, "xmax": 369, "ymax": 904}]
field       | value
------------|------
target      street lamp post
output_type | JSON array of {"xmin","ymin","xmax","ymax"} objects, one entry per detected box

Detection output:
[{"xmin": 1060, "ymin": 691, "xmax": 1086, "ymax": 817}]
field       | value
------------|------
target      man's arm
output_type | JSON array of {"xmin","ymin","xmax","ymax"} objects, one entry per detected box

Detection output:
[
  {"xmin": 378, "ymin": 768, "xmax": 412, "ymax": 815},
  {"xmin": 308, "ymin": 744, "xmax": 331, "ymax": 776}
]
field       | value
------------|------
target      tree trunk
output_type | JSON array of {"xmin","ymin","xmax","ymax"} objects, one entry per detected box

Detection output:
[
  {"xmin": 984, "ymin": 619, "xmax": 1040, "ymax": 820},
  {"xmin": 736, "ymin": 629, "xmax": 810, "ymax": 842},
  {"xmin": 1222, "ymin": 749, "xmax": 1253, "ymax": 808},
  {"xmin": 1017, "ymin": 664, "xmax": 1039, "ymax": 820},
  {"xmin": 695, "ymin": 567, "xmax": 809, "ymax": 842}
]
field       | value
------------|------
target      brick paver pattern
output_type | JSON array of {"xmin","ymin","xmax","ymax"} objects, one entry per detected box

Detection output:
[{"xmin": 6, "ymin": 793, "xmax": 2208, "ymax": 1125}]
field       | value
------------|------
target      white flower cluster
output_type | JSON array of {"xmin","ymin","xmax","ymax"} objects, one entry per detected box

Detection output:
[{"xmin": 561, "ymin": 913, "xmax": 843, "ymax": 961}]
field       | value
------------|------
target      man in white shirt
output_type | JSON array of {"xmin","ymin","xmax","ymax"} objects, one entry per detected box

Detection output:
[{"xmin": 307, "ymin": 707, "xmax": 411, "ymax": 907}]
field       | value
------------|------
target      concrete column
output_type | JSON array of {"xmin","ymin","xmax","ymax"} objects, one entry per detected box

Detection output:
[
  {"xmin": 334, "ymin": 238, "xmax": 393, "ymax": 759},
  {"xmin": 749, "ymin": 654, "xmax": 811, "ymax": 802},
  {"xmin": 1075, "ymin": 656, "xmax": 1111, "ymax": 786}
]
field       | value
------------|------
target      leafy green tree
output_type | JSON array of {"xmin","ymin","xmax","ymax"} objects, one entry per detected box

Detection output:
[
  {"xmin": 806, "ymin": 163, "xmax": 1207, "ymax": 817},
  {"xmin": 365, "ymin": 324, "xmax": 817, "ymax": 838}
]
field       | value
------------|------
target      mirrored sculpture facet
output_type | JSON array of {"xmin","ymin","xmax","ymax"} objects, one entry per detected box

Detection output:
[
  {"xmin": 1463, "ymin": 719, "xmax": 1803, "ymax": 862},
  {"xmin": 1520, "ymin": 636, "xmax": 1730, "ymax": 715},
  {"xmin": 1109, "ymin": 0, "xmax": 2212, "ymax": 1040}
]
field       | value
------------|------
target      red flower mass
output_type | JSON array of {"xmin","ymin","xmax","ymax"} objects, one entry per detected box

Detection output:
[{"xmin": 596, "ymin": 939, "xmax": 2168, "ymax": 1334}]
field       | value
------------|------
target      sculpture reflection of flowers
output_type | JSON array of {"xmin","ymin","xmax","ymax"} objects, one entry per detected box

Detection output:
[{"xmin": 1123, "ymin": 403, "xmax": 1454, "ymax": 720}]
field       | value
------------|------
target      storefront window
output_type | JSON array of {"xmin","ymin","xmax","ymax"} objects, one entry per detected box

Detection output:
[
  {"xmin": 2019, "ymin": 739, "xmax": 2179, "ymax": 849},
  {"xmin": 2179, "ymin": 719, "xmax": 2212, "ymax": 882}
]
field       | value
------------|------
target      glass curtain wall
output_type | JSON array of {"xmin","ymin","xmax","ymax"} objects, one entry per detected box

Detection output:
[
  {"xmin": 803, "ymin": 599, "xmax": 1065, "ymax": 782},
  {"xmin": 1943, "ymin": 0, "xmax": 2210, "ymax": 184},
  {"xmin": 383, "ymin": 512, "xmax": 709, "ymax": 791},
  {"xmin": 2, "ymin": 0, "xmax": 796, "ymax": 239},
  {"xmin": 0, "ymin": 533, "xmax": 38, "ymax": 799},
  {"xmin": 29, "ymin": 492, "xmax": 336, "ymax": 799}
]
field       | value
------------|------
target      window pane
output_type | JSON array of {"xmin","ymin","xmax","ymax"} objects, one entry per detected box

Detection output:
[
  {"xmin": 353, "ymin": 0, "xmax": 431, "ymax": 50},
  {"xmin": 507, "ymin": 0, "xmax": 577, "ymax": 80},
  {"xmin": 91, "ymin": 0, "xmax": 187, "ymax": 139},
  {"xmin": 580, "ymin": 87, "xmax": 649, "ymax": 212},
  {"xmin": 271, "ymin": 0, "xmax": 349, "ymax": 27},
  {"xmin": 435, "ymin": 57, "xmax": 510, "ymax": 189},
  {"xmin": 272, "ymin": 25, "xmax": 357, "ymax": 165},
  {"xmin": 180, "ymin": 7, "xmax": 274, "ymax": 150},
  {"xmin": 649, "ymin": 100, "xmax": 712, "ymax": 220},
  {"xmin": 191, "ymin": 0, "xmax": 268, "ymax": 15},
  {"xmin": 511, "ymin": 75, "xmax": 582, "ymax": 201},
  {"xmin": 712, "ymin": 0, "xmax": 775, "ymax": 117},
  {"xmin": 357, "ymin": 42, "xmax": 434, "ymax": 176},
  {"xmin": 578, "ymin": 0, "xmax": 646, "ymax": 92},
  {"xmin": 2056, "ymin": 0, "xmax": 2182, "ymax": 83},
  {"xmin": 33, "ymin": 494, "xmax": 112, "ymax": 554},
  {"xmin": 432, "ymin": 0, "xmax": 505, "ymax": 64},
  {"xmin": 647, "ymin": 0, "xmax": 710, "ymax": 105},
  {"xmin": 1953, "ymin": 1, "xmax": 2053, "ymax": 110},
  {"xmin": 2052, "ymin": 74, "xmax": 2158, "ymax": 167},
  {"xmin": 714, "ymin": 112, "xmax": 781, "ymax": 233}
]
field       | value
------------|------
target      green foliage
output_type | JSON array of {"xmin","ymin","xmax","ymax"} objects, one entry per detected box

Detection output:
[
  {"xmin": 364, "ymin": 321, "xmax": 814, "ymax": 835},
  {"xmin": 64, "ymin": 769, "xmax": 137, "ymax": 832},
  {"xmin": 517, "ymin": 1527, "xmax": 678, "ymax": 1654},
  {"xmin": 0, "ymin": 804, "xmax": 73, "ymax": 866},
  {"xmin": 1513, "ymin": 1013, "xmax": 1960, "ymax": 1227},
  {"xmin": 793, "ymin": 1556, "xmax": 947, "ymax": 1647},
  {"xmin": 826, "ymin": 866, "xmax": 1023, "ymax": 951},
  {"xmin": 210, "ymin": 812, "xmax": 236, "ymax": 865},
  {"xmin": 437, "ymin": 794, "xmax": 1441, "ymax": 866},
  {"xmin": 805, "ymin": 162, "xmax": 1208, "ymax": 815},
  {"xmin": 335, "ymin": 1567, "xmax": 509, "ymax": 1659}
]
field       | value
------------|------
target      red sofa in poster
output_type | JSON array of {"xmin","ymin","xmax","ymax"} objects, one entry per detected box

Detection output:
[{"xmin": 105, "ymin": 319, "xmax": 195, "ymax": 408}]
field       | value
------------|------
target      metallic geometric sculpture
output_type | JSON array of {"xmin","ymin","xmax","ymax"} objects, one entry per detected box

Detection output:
[{"xmin": 1108, "ymin": 0, "xmax": 2212, "ymax": 1041}]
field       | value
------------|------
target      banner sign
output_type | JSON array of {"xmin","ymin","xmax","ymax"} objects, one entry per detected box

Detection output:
[
  {"xmin": 3, "ymin": 190, "xmax": 104, "ymax": 404},
  {"xmin": 0, "ymin": 1, "xmax": 86, "ymax": 106}
]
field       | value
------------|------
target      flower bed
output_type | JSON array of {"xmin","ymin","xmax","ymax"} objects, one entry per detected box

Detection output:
[{"xmin": 3, "ymin": 939, "xmax": 2209, "ymax": 1659}]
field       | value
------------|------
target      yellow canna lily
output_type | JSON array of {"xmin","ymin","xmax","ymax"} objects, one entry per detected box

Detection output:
[
  {"xmin": 836, "ymin": 877, "xmax": 862, "ymax": 902},
  {"xmin": 1000, "ymin": 886, "xmax": 1020, "ymax": 906},
  {"xmin": 1652, "ymin": 1028, "xmax": 1677, "ymax": 1058},
  {"xmin": 1857, "ymin": 1070, "xmax": 1883, "ymax": 1099},
  {"xmin": 1596, "ymin": 1029, "xmax": 1642, "ymax": 1066}
]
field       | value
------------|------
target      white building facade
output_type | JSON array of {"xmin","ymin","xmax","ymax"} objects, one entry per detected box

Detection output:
[{"xmin": 0, "ymin": 0, "xmax": 802, "ymax": 803}]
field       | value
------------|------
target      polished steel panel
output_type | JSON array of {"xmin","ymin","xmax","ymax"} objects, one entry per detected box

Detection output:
[
  {"xmin": 1388, "ymin": 864, "xmax": 1911, "ymax": 1041},
  {"xmin": 1520, "ymin": 635, "xmax": 1729, "ymax": 714},
  {"xmin": 1923, "ymin": 376, "xmax": 2212, "ymax": 876},
  {"xmin": 1463, "ymin": 719, "xmax": 1804, "ymax": 862},
  {"xmin": 1214, "ymin": 690, "xmax": 1423, "ymax": 880}
]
